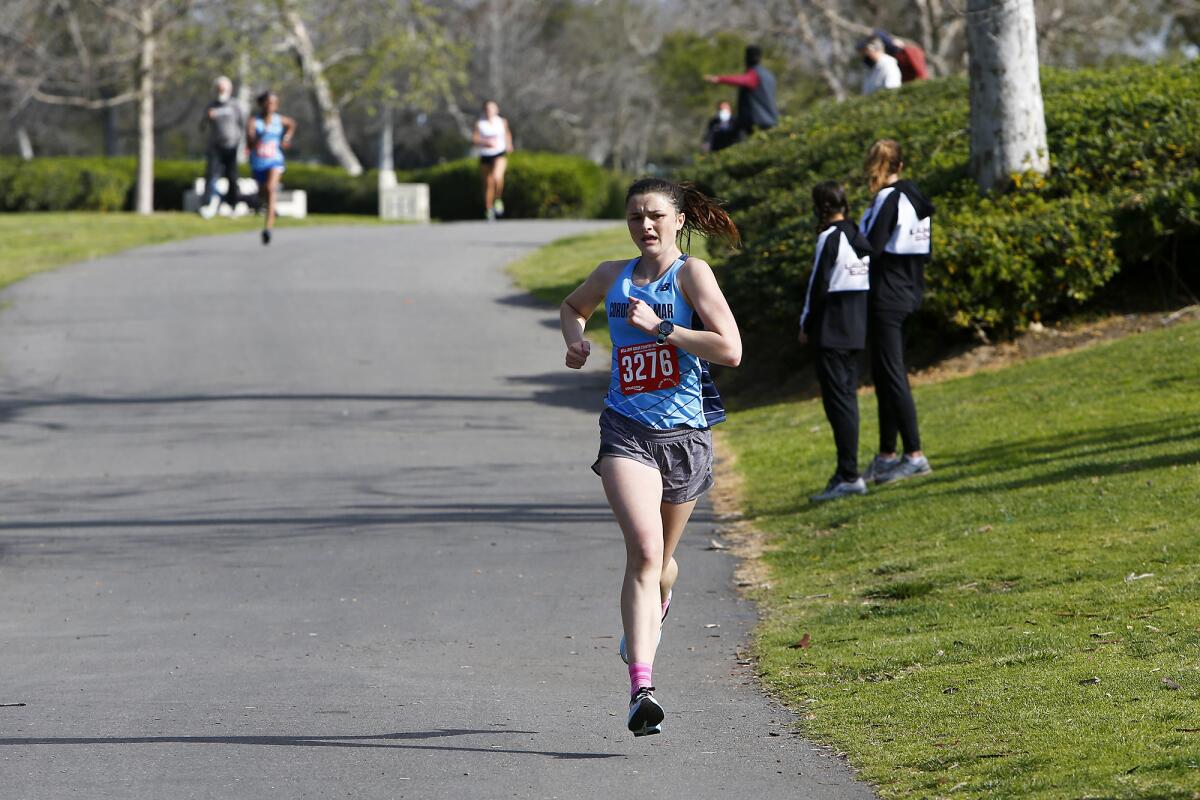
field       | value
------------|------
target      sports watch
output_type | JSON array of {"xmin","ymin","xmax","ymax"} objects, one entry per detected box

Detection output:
[{"xmin": 655, "ymin": 320, "xmax": 675, "ymax": 345}]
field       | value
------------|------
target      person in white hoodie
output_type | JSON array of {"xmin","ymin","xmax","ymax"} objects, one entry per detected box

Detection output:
[{"xmin": 859, "ymin": 36, "xmax": 902, "ymax": 96}]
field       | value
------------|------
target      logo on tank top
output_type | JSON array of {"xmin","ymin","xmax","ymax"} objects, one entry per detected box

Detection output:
[
  {"xmin": 658, "ymin": 281, "xmax": 671, "ymax": 292},
  {"xmin": 609, "ymin": 301, "xmax": 674, "ymax": 319}
]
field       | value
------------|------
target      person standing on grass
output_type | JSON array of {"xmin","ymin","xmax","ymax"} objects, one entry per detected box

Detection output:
[
  {"xmin": 703, "ymin": 45, "xmax": 779, "ymax": 142},
  {"xmin": 199, "ymin": 76, "xmax": 244, "ymax": 219},
  {"xmin": 473, "ymin": 100, "xmax": 513, "ymax": 221},
  {"xmin": 859, "ymin": 139, "xmax": 935, "ymax": 484},
  {"xmin": 800, "ymin": 181, "xmax": 874, "ymax": 502},
  {"xmin": 559, "ymin": 177, "xmax": 742, "ymax": 738},
  {"xmin": 247, "ymin": 91, "xmax": 296, "ymax": 246}
]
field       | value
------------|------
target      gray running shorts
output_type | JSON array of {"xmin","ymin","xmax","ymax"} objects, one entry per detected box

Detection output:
[{"xmin": 591, "ymin": 407, "xmax": 714, "ymax": 504}]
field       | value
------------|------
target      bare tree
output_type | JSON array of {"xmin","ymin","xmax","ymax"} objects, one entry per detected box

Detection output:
[{"xmin": 966, "ymin": 0, "xmax": 1049, "ymax": 192}]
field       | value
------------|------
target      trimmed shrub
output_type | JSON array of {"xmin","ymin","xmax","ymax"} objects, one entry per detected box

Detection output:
[
  {"xmin": 0, "ymin": 151, "xmax": 624, "ymax": 219},
  {"xmin": 0, "ymin": 157, "xmax": 130, "ymax": 212},
  {"xmin": 407, "ymin": 151, "xmax": 625, "ymax": 220},
  {"xmin": 688, "ymin": 63, "xmax": 1200, "ymax": 388}
]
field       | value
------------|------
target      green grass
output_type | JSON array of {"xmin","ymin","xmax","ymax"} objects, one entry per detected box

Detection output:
[
  {"xmin": 506, "ymin": 224, "xmax": 711, "ymax": 351},
  {"xmin": 0, "ymin": 212, "xmax": 395, "ymax": 292},
  {"xmin": 730, "ymin": 323, "xmax": 1200, "ymax": 799}
]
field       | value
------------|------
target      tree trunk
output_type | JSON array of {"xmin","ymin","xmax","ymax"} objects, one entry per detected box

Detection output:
[
  {"xmin": 135, "ymin": 1, "xmax": 155, "ymax": 215},
  {"xmin": 16, "ymin": 126, "xmax": 34, "ymax": 160},
  {"xmin": 967, "ymin": 0, "xmax": 1049, "ymax": 192},
  {"xmin": 236, "ymin": 51, "xmax": 252, "ymax": 164},
  {"xmin": 278, "ymin": 1, "xmax": 363, "ymax": 175},
  {"xmin": 378, "ymin": 104, "xmax": 396, "ymax": 188}
]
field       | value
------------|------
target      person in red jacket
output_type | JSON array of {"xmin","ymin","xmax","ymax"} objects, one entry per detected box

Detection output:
[
  {"xmin": 875, "ymin": 30, "xmax": 929, "ymax": 82},
  {"xmin": 703, "ymin": 45, "xmax": 779, "ymax": 141}
]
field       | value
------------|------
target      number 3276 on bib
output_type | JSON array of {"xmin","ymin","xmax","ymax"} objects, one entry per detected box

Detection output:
[{"xmin": 617, "ymin": 342, "xmax": 680, "ymax": 395}]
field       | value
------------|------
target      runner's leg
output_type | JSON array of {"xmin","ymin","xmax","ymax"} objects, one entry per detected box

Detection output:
[
  {"xmin": 265, "ymin": 168, "xmax": 281, "ymax": 231},
  {"xmin": 659, "ymin": 499, "xmax": 697, "ymax": 602},
  {"xmin": 493, "ymin": 156, "xmax": 507, "ymax": 205},
  {"xmin": 481, "ymin": 163, "xmax": 495, "ymax": 214},
  {"xmin": 600, "ymin": 456, "xmax": 666, "ymax": 668}
]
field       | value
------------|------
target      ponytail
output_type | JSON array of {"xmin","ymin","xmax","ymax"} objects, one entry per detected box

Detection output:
[
  {"xmin": 865, "ymin": 139, "xmax": 903, "ymax": 194},
  {"xmin": 625, "ymin": 177, "xmax": 741, "ymax": 250}
]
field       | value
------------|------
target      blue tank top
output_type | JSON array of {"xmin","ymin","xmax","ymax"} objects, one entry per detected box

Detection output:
[
  {"xmin": 604, "ymin": 255, "xmax": 726, "ymax": 430},
  {"xmin": 250, "ymin": 114, "xmax": 285, "ymax": 171}
]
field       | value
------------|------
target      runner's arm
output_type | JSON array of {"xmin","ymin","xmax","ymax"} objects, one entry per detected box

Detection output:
[
  {"xmin": 504, "ymin": 119, "xmax": 514, "ymax": 153},
  {"xmin": 628, "ymin": 258, "xmax": 741, "ymax": 367},
  {"xmin": 560, "ymin": 261, "xmax": 622, "ymax": 368},
  {"xmin": 281, "ymin": 116, "xmax": 297, "ymax": 147}
]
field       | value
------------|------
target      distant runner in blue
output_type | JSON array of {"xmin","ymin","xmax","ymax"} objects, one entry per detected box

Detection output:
[
  {"xmin": 246, "ymin": 91, "xmax": 296, "ymax": 246},
  {"xmin": 559, "ymin": 177, "xmax": 742, "ymax": 738}
]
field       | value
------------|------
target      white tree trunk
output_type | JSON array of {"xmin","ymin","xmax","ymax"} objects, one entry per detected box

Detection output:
[
  {"xmin": 278, "ymin": 1, "xmax": 363, "ymax": 176},
  {"xmin": 16, "ymin": 126, "xmax": 34, "ymax": 160},
  {"xmin": 135, "ymin": 1, "xmax": 155, "ymax": 215},
  {"xmin": 236, "ymin": 51, "xmax": 252, "ymax": 164},
  {"xmin": 967, "ymin": 0, "xmax": 1050, "ymax": 192}
]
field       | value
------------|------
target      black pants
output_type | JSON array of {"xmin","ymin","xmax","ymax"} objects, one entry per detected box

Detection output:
[
  {"xmin": 202, "ymin": 145, "xmax": 240, "ymax": 206},
  {"xmin": 869, "ymin": 310, "xmax": 921, "ymax": 455},
  {"xmin": 815, "ymin": 348, "xmax": 861, "ymax": 482}
]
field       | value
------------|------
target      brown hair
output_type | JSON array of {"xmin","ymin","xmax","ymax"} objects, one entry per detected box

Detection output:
[
  {"xmin": 625, "ymin": 177, "xmax": 741, "ymax": 249},
  {"xmin": 865, "ymin": 139, "xmax": 903, "ymax": 194}
]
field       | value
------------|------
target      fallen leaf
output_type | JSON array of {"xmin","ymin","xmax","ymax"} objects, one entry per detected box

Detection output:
[
  {"xmin": 1162, "ymin": 678, "xmax": 1182, "ymax": 691},
  {"xmin": 704, "ymin": 623, "xmax": 720, "ymax": 629},
  {"xmin": 1080, "ymin": 676, "xmax": 1101, "ymax": 685},
  {"xmin": 706, "ymin": 539, "xmax": 728, "ymax": 551},
  {"xmin": 977, "ymin": 525, "xmax": 993, "ymax": 533},
  {"xmin": 1125, "ymin": 572, "xmax": 1155, "ymax": 583},
  {"xmin": 788, "ymin": 633, "xmax": 811, "ymax": 649},
  {"xmin": 1090, "ymin": 632, "xmax": 1115, "ymax": 638},
  {"xmin": 942, "ymin": 686, "xmax": 959, "ymax": 695}
]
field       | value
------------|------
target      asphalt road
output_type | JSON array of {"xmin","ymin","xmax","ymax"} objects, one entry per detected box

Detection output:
[{"xmin": 0, "ymin": 221, "xmax": 875, "ymax": 799}]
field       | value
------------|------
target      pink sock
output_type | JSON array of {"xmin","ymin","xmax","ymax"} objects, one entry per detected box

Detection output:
[
  {"xmin": 629, "ymin": 662, "xmax": 653, "ymax": 694},
  {"xmin": 661, "ymin": 593, "xmax": 671, "ymax": 617}
]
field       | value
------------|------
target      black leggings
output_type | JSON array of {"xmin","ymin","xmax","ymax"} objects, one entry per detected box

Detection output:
[
  {"xmin": 815, "ymin": 348, "xmax": 861, "ymax": 482},
  {"xmin": 869, "ymin": 311, "xmax": 921, "ymax": 455}
]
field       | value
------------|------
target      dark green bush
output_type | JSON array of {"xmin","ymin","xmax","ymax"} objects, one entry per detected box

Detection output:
[
  {"xmin": 0, "ymin": 151, "xmax": 624, "ymax": 219},
  {"xmin": 407, "ymin": 151, "xmax": 625, "ymax": 220},
  {"xmin": 0, "ymin": 157, "xmax": 130, "ymax": 211},
  {"xmin": 688, "ymin": 62, "xmax": 1200, "ymax": 388}
]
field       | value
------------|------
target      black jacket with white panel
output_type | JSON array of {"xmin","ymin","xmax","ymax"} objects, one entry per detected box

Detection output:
[
  {"xmin": 858, "ymin": 179, "xmax": 935, "ymax": 314},
  {"xmin": 800, "ymin": 219, "xmax": 873, "ymax": 351}
]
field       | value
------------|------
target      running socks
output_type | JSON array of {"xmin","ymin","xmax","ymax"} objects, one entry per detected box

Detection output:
[{"xmin": 629, "ymin": 662, "xmax": 653, "ymax": 695}]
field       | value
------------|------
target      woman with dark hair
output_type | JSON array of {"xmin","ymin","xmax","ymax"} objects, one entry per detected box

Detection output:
[
  {"xmin": 859, "ymin": 139, "xmax": 935, "ymax": 483},
  {"xmin": 800, "ymin": 181, "xmax": 873, "ymax": 501},
  {"xmin": 560, "ymin": 177, "xmax": 742, "ymax": 738},
  {"xmin": 246, "ymin": 91, "xmax": 296, "ymax": 245}
]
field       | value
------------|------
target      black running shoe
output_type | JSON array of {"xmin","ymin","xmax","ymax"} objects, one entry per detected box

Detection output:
[
  {"xmin": 627, "ymin": 687, "xmax": 664, "ymax": 737},
  {"xmin": 261, "ymin": 229, "xmax": 271, "ymax": 245}
]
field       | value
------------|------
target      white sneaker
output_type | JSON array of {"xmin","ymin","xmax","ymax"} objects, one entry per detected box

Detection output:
[
  {"xmin": 198, "ymin": 199, "xmax": 218, "ymax": 219},
  {"xmin": 232, "ymin": 202, "xmax": 250, "ymax": 218}
]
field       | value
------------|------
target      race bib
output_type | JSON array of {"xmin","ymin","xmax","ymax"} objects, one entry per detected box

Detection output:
[
  {"xmin": 617, "ymin": 342, "xmax": 680, "ymax": 395},
  {"xmin": 255, "ymin": 141, "xmax": 278, "ymax": 159}
]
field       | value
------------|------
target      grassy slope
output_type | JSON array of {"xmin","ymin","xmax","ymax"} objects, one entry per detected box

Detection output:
[
  {"xmin": 731, "ymin": 321, "xmax": 1200, "ymax": 799},
  {"xmin": 508, "ymin": 230, "xmax": 1200, "ymax": 798},
  {"xmin": 0, "ymin": 212, "xmax": 393, "ymax": 292}
]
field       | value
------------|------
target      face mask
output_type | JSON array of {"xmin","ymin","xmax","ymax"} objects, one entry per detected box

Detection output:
[{"xmin": 718, "ymin": 109, "xmax": 731, "ymax": 122}]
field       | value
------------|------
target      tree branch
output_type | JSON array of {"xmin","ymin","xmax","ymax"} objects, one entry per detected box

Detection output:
[{"xmin": 31, "ymin": 86, "xmax": 137, "ymax": 109}]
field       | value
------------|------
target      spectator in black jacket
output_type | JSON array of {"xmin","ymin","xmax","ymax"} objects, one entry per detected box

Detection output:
[
  {"xmin": 801, "ymin": 181, "xmax": 874, "ymax": 502},
  {"xmin": 858, "ymin": 139, "xmax": 935, "ymax": 485},
  {"xmin": 702, "ymin": 101, "xmax": 739, "ymax": 153}
]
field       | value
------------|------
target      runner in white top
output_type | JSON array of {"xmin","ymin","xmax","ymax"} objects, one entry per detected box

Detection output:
[{"xmin": 472, "ymin": 100, "xmax": 513, "ymax": 221}]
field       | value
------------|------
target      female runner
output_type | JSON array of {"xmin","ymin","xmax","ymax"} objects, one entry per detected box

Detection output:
[
  {"xmin": 247, "ymin": 91, "xmax": 296, "ymax": 245},
  {"xmin": 560, "ymin": 177, "xmax": 742, "ymax": 737},
  {"xmin": 472, "ymin": 100, "xmax": 513, "ymax": 220}
]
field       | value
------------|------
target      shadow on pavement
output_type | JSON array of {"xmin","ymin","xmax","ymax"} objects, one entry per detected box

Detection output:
[{"xmin": 0, "ymin": 729, "xmax": 622, "ymax": 760}]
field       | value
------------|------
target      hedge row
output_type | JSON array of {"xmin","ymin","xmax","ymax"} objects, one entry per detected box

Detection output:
[
  {"xmin": 0, "ymin": 151, "xmax": 625, "ymax": 220},
  {"xmin": 688, "ymin": 62, "xmax": 1200, "ymax": 386}
]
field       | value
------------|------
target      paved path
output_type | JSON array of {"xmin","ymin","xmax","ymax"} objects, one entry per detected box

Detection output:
[{"xmin": 0, "ymin": 222, "xmax": 874, "ymax": 799}]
